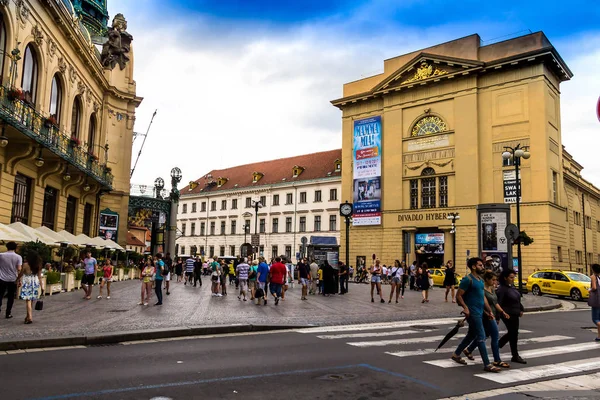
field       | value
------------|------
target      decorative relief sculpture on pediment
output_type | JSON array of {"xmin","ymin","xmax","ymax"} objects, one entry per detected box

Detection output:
[{"xmin": 402, "ymin": 62, "xmax": 448, "ymax": 84}]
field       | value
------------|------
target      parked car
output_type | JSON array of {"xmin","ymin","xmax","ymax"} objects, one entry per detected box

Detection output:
[
  {"xmin": 428, "ymin": 268, "xmax": 461, "ymax": 287},
  {"xmin": 526, "ymin": 269, "xmax": 590, "ymax": 301}
]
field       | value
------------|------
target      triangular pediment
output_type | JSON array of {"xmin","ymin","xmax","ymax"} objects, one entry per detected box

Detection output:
[{"xmin": 373, "ymin": 53, "xmax": 484, "ymax": 93}]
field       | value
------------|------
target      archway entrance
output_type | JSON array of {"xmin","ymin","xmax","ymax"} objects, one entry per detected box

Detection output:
[{"xmin": 414, "ymin": 231, "xmax": 445, "ymax": 269}]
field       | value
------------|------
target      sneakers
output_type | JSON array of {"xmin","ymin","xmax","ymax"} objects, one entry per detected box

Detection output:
[
  {"xmin": 216, "ymin": 293, "xmax": 223, "ymax": 297},
  {"xmin": 275, "ymin": 297, "xmax": 280, "ymax": 306},
  {"xmin": 143, "ymin": 302, "xmax": 148, "ymax": 306},
  {"xmin": 138, "ymin": 302, "xmax": 144, "ymax": 305},
  {"xmin": 107, "ymin": 296, "xmax": 110, "ymax": 299},
  {"xmin": 97, "ymin": 295, "xmax": 102, "ymax": 299}
]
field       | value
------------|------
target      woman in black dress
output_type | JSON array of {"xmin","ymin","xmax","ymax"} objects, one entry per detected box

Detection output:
[
  {"xmin": 497, "ymin": 270, "xmax": 526, "ymax": 364},
  {"xmin": 175, "ymin": 258, "xmax": 183, "ymax": 283},
  {"xmin": 322, "ymin": 261, "xmax": 336, "ymax": 297},
  {"xmin": 416, "ymin": 263, "xmax": 431, "ymax": 303},
  {"xmin": 444, "ymin": 260, "xmax": 456, "ymax": 303}
]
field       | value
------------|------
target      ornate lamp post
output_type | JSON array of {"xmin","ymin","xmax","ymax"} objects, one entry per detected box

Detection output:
[
  {"xmin": 446, "ymin": 212, "xmax": 460, "ymax": 265},
  {"xmin": 502, "ymin": 144, "xmax": 531, "ymax": 294},
  {"xmin": 167, "ymin": 167, "xmax": 182, "ymax": 256},
  {"xmin": 251, "ymin": 198, "xmax": 263, "ymax": 255},
  {"xmin": 154, "ymin": 177, "xmax": 164, "ymax": 199}
]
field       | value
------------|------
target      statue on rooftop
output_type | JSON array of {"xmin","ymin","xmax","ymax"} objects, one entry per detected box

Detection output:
[{"xmin": 100, "ymin": 13, "xmax": 133, "ymax": 70}]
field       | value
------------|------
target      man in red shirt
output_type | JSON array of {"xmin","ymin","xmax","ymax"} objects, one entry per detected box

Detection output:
[{"xmin": 269, "ymin": 257, "xmax": 287, "ymax": 305}]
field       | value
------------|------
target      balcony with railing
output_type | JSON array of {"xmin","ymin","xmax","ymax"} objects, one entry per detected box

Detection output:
[{"xmin": 0, "ymin": 86, "xmax": 113, "ymax": 188}]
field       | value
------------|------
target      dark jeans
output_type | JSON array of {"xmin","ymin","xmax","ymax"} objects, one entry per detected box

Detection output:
[
  {"xmin": 194, "ymin": 270, "xmax": 202, "ymax": 286},
  {"xmin": 339, "ymin": 275, "xmax": 348, "ymax": 293},
  {"xmin": 400, "ymin": 276, "xmax": 407, "ymax": 296},
  {"xmin": 499, "ymin": 314, "xmax": 521, "ymax": 358},
  {"xmin": 0, "ymin": 280, "xmax": 17, "ymax": 316},
  {"xmin": 467, "ymin": 316, "xmax": 501, "ymax": 363},
  {"xmin": 155, "ymin": 279, "xmax": 163, "ymax": 304},
  {"xmin": 409, "ymin": 275, "xmax": 416, "ymax": 290},
  {"xmin": 454, "ymin": 315, "xmax": 490, "ymax": 366}
]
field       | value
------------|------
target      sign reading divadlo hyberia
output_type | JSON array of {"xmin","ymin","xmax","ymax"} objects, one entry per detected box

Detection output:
[{"xmin": 352, "ymin": 116, "xmax": 382, "ymax": 226}]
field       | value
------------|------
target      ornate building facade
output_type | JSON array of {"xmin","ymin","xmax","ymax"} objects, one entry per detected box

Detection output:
[
  {"xmin": 176, "ymin": 150, "xmax": 342, "ymax": 260},
  {"xmin": 333, "ymin": 32, "xmax": 600, "ymax": 275},
  {"xmin": 0, "ymin": 0, "xmax": 141, "ymax": 244}
]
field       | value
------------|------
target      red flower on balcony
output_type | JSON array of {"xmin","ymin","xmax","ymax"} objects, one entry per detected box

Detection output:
[
  {"xmin": 70, "ymin": 136, "xmax": 81, "ymax": 147},
  {"xmin": 7, "ymin": 88, "xmax": 24, "ymax": 102},
  {"xmin": 45, "ymin": 115, "xmax": 58, "ymax": 128},
  {"xmin": 88, "ymin": 152, "xmax": 99, "ymax": 162}
]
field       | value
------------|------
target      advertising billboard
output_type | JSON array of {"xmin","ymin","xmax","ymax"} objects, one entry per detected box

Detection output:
[
  {"xmin": 477, "ymin": 204, "xmax": 512, "ymax": 275},
  {"xmin": 415, "ymin": 233, "xmax": 445, "ymax": 254},
  {"xmin": 352, "ymin": 116, "xmax": 382, "ymax": 226}
]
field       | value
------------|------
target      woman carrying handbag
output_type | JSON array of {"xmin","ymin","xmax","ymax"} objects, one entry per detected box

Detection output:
[{"xmin": 589, "ymin": 264, "xmax": 600, "ymax": 341}]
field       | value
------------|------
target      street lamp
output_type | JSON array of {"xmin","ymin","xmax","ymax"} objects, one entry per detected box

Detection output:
[
  {"xmin": 251, "ymin": 198, "xmax": 263, "ymax": 254},
  {"xmin": 446, "ymin": 212, "xmax": 460, "ymax": 265},
  {"xmin": 502, "ymin": 143, "xmax": 531, "ymax": 294}
]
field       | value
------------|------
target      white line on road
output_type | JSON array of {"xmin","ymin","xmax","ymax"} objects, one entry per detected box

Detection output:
[
  {"xmin": 349, "ymin": 334, "xmax": 571, "ymax": 348},
  {"xmin": 425, "ymin": 340, "xmax": 591, "ymax": 368},
  {"xmin": 474, "ymin": 356, "xmax": 600, "ymax": 384},
  {"xmin": 317, "ymin": 329, "xmax": 435, "ymax": 340},
  {"xmin": 296, "ymin": 318, "xmax": 462, "ymax": 334}
]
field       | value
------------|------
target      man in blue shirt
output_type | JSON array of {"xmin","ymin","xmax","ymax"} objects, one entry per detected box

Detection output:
[
  {"xmin": 256, "ymin": 256, "xmax": 270, "ymax": 305},
  {"xmin": 451, "ymin": 257, "xmax": 499, "ymax": 373}
]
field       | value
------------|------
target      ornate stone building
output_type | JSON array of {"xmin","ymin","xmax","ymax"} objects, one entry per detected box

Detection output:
[
  {"xmin": 0, "ymin": 0, "xmax": 141, "ymax": 244},
  {"xmin": 333, "ymin": 32, "xmax": 600, "ymax": 275}
]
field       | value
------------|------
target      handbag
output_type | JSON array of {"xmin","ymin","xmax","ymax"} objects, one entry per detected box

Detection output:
[
  {"xmin": 35, "ymin": 300, "xmax": 44, "ymax": 311},
  {"xmin": 588, "ymin": 276, "xmax": 600, "ymax": 308}
]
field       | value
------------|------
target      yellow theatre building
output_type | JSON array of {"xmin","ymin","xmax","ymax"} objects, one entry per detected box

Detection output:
[
  {"xmin": 0, "ymin": 0, "xmax": 140, "ymax": 245},
  {"xmin": 333, "ymin": 32, "xmax": 600, "ymax": 276}
]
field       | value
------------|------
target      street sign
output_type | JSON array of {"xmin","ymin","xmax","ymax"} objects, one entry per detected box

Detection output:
[
  {"xmin": 251, "ymin": 234, "xmax": 260, "ymax": 246},
  {"xmin": 505, "ymin": 224, "xmax": 519, "ymax": 242},
  {"xmin": 301, "ymin": 236, "xmax": 308, "ymax": 244}
]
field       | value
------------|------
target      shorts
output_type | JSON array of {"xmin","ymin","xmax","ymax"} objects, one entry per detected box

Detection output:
[
  {"xmin": 239, "ymin": 279, "xmax": 248, "ymax": 292},
  {"xmin": 257, "ymin": 281, "xmax": 266, "ymax": 290},
  {"xmin": 300, "ymin": 277, "xmax": 309, "ymax": 286},
  {"xmin": 102, "ymin": 277, "xmax": 112, "ymax": 283},
  {"xmin": 270, "ymin": 283, "xmax": 283, "ymax": 298},
  {"xmin": 592, "ymin": 307, "xmax": 600, "ymax": 325},
  {"xmin": 165, "ymin": 273, "xmax": 171, "ymax": 281},
  {"xmin": 248, "ymin": 281, "xmax": 256, "ymax": 290},
  {"xmin": 185, "ymin": 272, "xmax": 194, "ymax": 277},
  {"xmin": 371, "ymin": 275, "xmax": 381, "ymax": 283},
  {"xmin": 391, "ymin": 276, "xmax": 401, "ymax": 284},
  {"xmin": 82, "ymin": 274, "xmax": 95, "ymax": 286}
]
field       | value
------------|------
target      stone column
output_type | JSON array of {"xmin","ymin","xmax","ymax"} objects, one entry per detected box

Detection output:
[{"xmin": 167, "ymin": 200, "xmax": 178, "ymax": 255}]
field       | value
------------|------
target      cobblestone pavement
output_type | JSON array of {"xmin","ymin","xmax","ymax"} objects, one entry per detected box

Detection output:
[{"xmin": 0, "ymin": 278, "xmax": 562, "ymax": 343}]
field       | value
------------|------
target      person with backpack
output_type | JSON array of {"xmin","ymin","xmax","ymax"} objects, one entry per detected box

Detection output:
[
  {"xmin": 450, "ymin": 257, "xmax": 501, "ymax": 373},
  {"xmin": 248, "ymin": 259, "xmax": 258, "ymax": 300},
  {"xmin": 210, "ymin": 257, "xmax": 222, "ymax": 297},
  {"xmin": 154, "ymin": 253, "xmax": 167, "ymax": 306},
  {"xmin": 220, "ymin": 260, "xmax": 229, "ymax": 296}
]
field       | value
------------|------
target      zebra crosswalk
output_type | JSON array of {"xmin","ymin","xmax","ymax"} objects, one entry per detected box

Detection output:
[{"xmin": 297, "ymin": 317, "xmax": 600, "ymax": 394}]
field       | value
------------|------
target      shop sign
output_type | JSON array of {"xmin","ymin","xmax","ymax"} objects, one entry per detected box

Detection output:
[
  {"xmin": 352, "ymin": 116, "xmax": 382, "ymax": 226},
  {"xmin": 398, "ymin": 212, "xmax": 449, "ymax": 222}
]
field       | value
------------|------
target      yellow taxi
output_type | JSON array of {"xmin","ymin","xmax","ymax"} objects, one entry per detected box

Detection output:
[
  {"xmin": 428, "ymin": 268, "xmax": 462, "ymax": 287},
  {"xmin": 526, "ymin": 269, "xmax": 591, "ymax": 301}
]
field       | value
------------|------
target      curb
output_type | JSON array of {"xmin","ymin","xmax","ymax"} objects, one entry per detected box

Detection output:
[
  {"xmin": 0, "ymin": 324, "xmax": 310, "ymax": 351},
  {"xmin": 523, "ymin": 302, "xmax": 562, "ymax": 313}
]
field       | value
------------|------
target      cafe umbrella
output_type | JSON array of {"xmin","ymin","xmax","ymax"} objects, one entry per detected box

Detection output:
[{"xmin": 434, "ymin": 317, "xmax": 466, "ymax": 352}]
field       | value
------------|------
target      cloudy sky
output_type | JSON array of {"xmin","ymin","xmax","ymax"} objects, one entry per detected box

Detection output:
[{"xmin": 111, "ymin": 0, "xmax": 600, "ymax": 188}]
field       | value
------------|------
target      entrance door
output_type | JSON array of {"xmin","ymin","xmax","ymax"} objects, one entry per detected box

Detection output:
[{"xmin": 417, "ymin": 253, "xmax": 444, "ymax": 269}]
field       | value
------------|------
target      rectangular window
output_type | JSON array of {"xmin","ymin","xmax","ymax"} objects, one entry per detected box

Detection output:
[
  {"xmin": 574, "ymin": 211, "xmax": 581, "ymax": 225},
  {"xmin": 65, "ymin": 195, "xmax": 77, "ymax": 234},
  {"xmin": 259, "ymin": 245, "xmax": 264, "ymax": 256},
  {"xmin": 82, "ymin": 203, "xmax": 93, "ymax": 236},
  {"xmin": 285, "ymin": 245, "xmax": 292, "ymax": 260},
  {"xmin": 502, "ymin": 157, "xmax": 514, "ymax": 167},
  {"xmin": 190, "ymin": 222, "xmax": 196, "ymax": 236},
  {"xmin": 200, "ymin": 222, "xmax": 206, "ymax": 236},
  {"xmin": 201, "ymin": 202, "xmax": 206, "ymax": 212},
  {"xmin": 231, "ymin": 220, "xmax": 237, "ymax": 234},
  {"xmin": 209, "ymin": 246, "xmax": 215, "ymax": 257},
  {"xmin": 421, "ymin": 177, "xmax": 436, "ymax": 209},
  {"xmin": 300, "ymin": 192, "xmax": 307, "ymax": 203},
  {"xmin": 330, "ymin": 188, "xmax": 337, "ymax": 201},
  {"xmin": 181, "ymin": 223, "xmax": 186, "ymax": 237},
  {"xmin": 245, "ymin": 197, "xmax": 252, "ymax": 208},
  {"xmin": 182, "ymin": 204, "xmax": 187, "ymax": 214},
  {"xmin": 299, "ymin": 217, "xmax": 306, "ymax": 232},
  {"xmin": 232, "ymin": 199, "xmax": 238, "ymax": 209},
  {"xmin": 576, "ymin": 250, "xmax": 583, "ymax": 264},
  {"xmin": 244, "ymin": 220, "xmax": 250, "ymax": 234},
  {"xmin": 314, "ymin": 190, "xmax": 322, "ymax": 202},
  {"xmin": 271, "ymin": 245, "xmax": 278, "ymax": 259},
  {"xmin": 42, "ymin": 186, "xmax": 58, "ymax": 230},
  {"xmin": 191, "ymin": 202, "xmax": 197, "ymax": 213},
  {"xmin": 552, "ymin": 171, "xmax": 558, "ymax": 203},
  {"xmin": 220, "ymin": 221, "xmax": 226, "ymax": 235},
  {"xmin": 210, "ymin": 222, "xmax": 215, "ymax": 235},
  {"xmin": 11, "ymin": 174, "xmax": 32, "ymax": 224},
  {"xmin": 585, "ymin": 216, "xmax": 592, "ymax": 229},
  {"xmin": 557, "ymin": 246, "xmax": 563, "ymax": 262},
  {"xmin": 329, "ymin": 215, "xmax": 337, "ymax": 231},
  {"xmin": 221, "ymin": 200, "xmax": 227, "ymax": 210},
  {"xmin": 285, "ymin": 217, "xmax": 292, "ymax": 233},
  {"xmin": 286, "ymin": 193, "xmax": 293, "ymax": 205},
  {"xmin": 260, "ymin": 196, "xmax": 267, "ymax": 207},
  {"xmin": 410, "ymin": 180, "xmax": 418, "ymax": 210},
  {"xmin": 219, "ymin": 246, "xmax": 225, "ymax": 257},
  {"xmin": 259, "ymin": 219, "xmax": 266, "ymax": 233},
  {"xmin": 273, "ymin": 194, "xmax": 280, "ymax": 206},
  {"xmin": 211, "ymin": 201, "xmax": 216, "ymax": 211},
  {"xmin": 230, "ymin": 245, "xmax": 236, "ymax": 256},
  {"xmin": 199, "ymin": 246, "xmax": 205, "ymax": 256},
  {"xmin": 314, "ymin": 216, "xmax": 321, "ymax": 232},
  {"xmin": 181, "ymin": 246, "xmax": 186, "ymax": 255},
  {"xmin": 272, "ymin": 218, "xmax": 279, "ymax": 233},
  {"xmin": 439, "ymin": 176, "xmax": 448, "ymax": 208}
]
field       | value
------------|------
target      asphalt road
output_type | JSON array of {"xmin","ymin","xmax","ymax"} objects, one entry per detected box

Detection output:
[{"xmin": 1, "ymin": 307, "xmax": 597, "ymax": 400}]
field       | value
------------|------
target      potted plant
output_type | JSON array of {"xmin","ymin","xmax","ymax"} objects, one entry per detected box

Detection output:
[
  {"xmin": 61, "ymin": 264, "xmax": 76, "ymax": 292},
  {"xmin": 74, "ymin": 269, "xmax": 84, "ymax": 290},
  {"xmin": 70, "ymin": 136, "xmax": 81, "ymax": 148},
  {"xmin": 7, "ymin": 87, "xmax": 23, "ymax": 102},
  {"xmin": 45, "ymin": 115, "xmax": 58, "ymax": 128},
  {"xmin": 125, "ymin": 266, "xmax": 134, "ymax": 280},
  {"xmin": 116, "ymin": 266, "xmax": 124, "ymax": 281},
  {"xmin": 45, "ymin": 271, "xmax": 62, "ymax": 295}
]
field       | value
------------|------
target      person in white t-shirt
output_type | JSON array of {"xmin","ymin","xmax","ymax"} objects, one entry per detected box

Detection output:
[
  {"xmin": 0, "ymin": 242, "xmax": 23, "ymax": 319},
  {"xmin": 382, "ymin": 265, "xmax": 388, "ymax": 285}
]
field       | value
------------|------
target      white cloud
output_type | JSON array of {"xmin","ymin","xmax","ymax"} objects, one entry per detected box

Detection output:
[{"xmin": 111, "ymin": 1, "xmax": 600, "ymax": 189}]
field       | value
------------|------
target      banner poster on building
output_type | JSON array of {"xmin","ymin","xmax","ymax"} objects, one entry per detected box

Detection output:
[
  {"xmin": 415, "ymin": 233, "xmax": 445, "ymax": 254},
  {"xmin": 352, "ymin": 115, "xmax": 382, "ymax": 226},
  {"xmin": 99, "ymin": 208, "xmax": 119, "ymax": 242},
  {"xmin": 503, "ymin": 170, "xmax": 521, "ymax": 204},
  {"xmin": 478, "ymin": 205, "xmax": 511, "ymax": 275}
]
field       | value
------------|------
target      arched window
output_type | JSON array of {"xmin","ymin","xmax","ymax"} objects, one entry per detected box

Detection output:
[
  {"xmin": 70, "ymin": 96, "xmax": 82, "ymax": 138},
  {"xmin": 49, "ymin": 74, "xmax": 63, "ymax": 122},
  {"xmin": 0, "ymin": 15, "xmax": 6, "ymax": 83},
  {"xmin": 21, "ymin": 44, "xmax": 39, "ymax": 103},
  {"xmin": 87, "ymin": 113, "xmax": 96, "ymax": 150}
]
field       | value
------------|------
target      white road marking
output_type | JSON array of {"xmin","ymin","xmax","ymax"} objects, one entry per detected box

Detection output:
[
  {"xmin": 438, "ymin": 371, "xmax": 600, "ymax": 399},
  {"xmin": 474, "ymin": 356, "xmax": 600, "ymax": 384},
  {"xmin": 296, "ymin": 318, "xmax": 462, "ymax": 334},
  {"xmin": 349, "ymin": 334, "xmax": 571, "ymax": 348},
  {"xmin": 317, "ymin": 329, "xmax": 435, "ymax": 340},
  {"xmin": 425, "ymin": 340, "xmax": 590, "ymax": 368}
]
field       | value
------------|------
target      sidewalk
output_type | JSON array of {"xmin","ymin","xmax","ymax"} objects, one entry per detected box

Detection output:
[{"xmin": 0, "ymin": 279, "xmax": 561, "ymax": 350}]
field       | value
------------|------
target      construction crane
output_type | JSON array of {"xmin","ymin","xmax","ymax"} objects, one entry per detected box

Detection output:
[{"xmin": 130, "ymin": 109, "xmax": 157, "ymax": 179}]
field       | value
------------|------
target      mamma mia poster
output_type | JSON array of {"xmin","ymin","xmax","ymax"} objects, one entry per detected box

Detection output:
[{"xmin": 352, "ymin": 116, "xmax": 382, "ymax": 226}]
